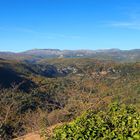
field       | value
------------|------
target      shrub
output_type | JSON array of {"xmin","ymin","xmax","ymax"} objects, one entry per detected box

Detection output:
[{"xmin": 51, "ymin": 103, "xmax": 140, "ymax": 140}]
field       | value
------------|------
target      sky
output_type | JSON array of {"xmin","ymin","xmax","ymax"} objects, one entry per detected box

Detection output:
[{"xmin": 0, "ymin": 0, "xmax": 140, "ymax": 52}]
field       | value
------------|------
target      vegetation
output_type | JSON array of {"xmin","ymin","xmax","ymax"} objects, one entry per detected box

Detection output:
[
  {"xmin": 52, "ymin": 103, "xmax": 140, "ymax": 140},
  {"xmin": 0, "ymin": 58, "xmax": 139, "ymax": 139}
]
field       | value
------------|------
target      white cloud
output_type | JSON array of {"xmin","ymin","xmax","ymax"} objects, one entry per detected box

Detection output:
[{"xmin": 108, "ymin": 21, "xmax": 140, "ymax": 30}]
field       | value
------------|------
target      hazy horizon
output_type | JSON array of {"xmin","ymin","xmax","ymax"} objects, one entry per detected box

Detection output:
[{"xmin": 0, "ymin": 48, "xmax": 139, "ymax": 53}]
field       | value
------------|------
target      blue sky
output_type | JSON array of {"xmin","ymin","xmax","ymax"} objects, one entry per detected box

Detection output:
[{"xmin": 0, "ymin": 0, "xmax": 140, "ymax": 52}]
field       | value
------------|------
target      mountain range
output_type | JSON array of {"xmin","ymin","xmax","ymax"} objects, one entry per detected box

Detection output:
[{"xmin": 0, "ymin": 48, "xmax": 140, "ymax": 62}]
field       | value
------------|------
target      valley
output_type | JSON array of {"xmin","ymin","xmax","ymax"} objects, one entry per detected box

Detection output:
[{"xmin": 0, "ymin": 54, "xmax": 140, "ymax": 139}]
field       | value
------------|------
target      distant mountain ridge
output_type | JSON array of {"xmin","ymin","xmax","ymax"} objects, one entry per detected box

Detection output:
[{"xmin": 0, "ymin": 48, "xmax": 140, "ymax": 62}]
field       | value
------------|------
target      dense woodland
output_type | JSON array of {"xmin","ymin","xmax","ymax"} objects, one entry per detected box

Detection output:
[{"xmin": 0, "ymin": 57, "xmax": 140, "ymax": 139}]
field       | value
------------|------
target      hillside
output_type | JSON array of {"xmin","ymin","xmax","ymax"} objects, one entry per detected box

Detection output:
[
  {"xmin": 0, "ymin": 58, "xmax": 140, "ymax": 139},
  {"xmin": 0, "ymin": 58, "xmax": 73, "ymax": 90}
]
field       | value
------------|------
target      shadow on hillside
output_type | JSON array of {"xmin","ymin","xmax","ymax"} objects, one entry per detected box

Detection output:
[{"xmin": 0, "ymin": 67, "xmax": 36, "ymax": 92}]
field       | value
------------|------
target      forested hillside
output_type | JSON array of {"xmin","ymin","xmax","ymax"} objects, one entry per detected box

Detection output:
[{"xmin": 0, "ymin": 58, "xmax": 140, "ymax": 139}]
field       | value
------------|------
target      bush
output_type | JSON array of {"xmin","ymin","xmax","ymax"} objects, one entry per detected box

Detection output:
[
  {"xmin": 51, "ymin": 103, "xmax": 140, "ymax": 140},
  {"xmin": 0, "ymin": 123, "xmax": 14, "ymax": 140}
]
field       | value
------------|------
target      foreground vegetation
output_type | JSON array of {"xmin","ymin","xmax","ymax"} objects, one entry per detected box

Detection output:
[{"xmin": 52, "ymin": 103, "xmax": 140, "ymax": 140}]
